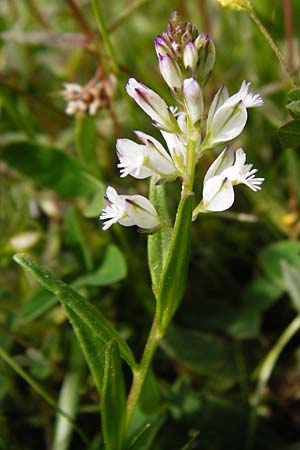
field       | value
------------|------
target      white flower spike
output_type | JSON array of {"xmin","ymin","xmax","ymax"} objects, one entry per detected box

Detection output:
[
  {"xmin": 204, "ymin": 81, "xmax": 263, "ymax": 148},
  {"xmin": 116, "ymin": 133, "xmax": 177, "ymax": 181},
  {"xmin": 100, "ymin": 186, "xmax": 160, "ymax": 231},
  {"xmin": 201, "ymin": 147, "xmax": 264, "ymax": 212}
]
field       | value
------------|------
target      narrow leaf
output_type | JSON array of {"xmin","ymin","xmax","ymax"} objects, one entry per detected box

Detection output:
[
  {"xmin": 147, "ymin": 176, "xmax": 172, "ymax": 295},
  {"xmin": 2, "ymin": 141, "xmax": 102, "ymax": 197},
  {"xmin": 278, "ymin": 120, "xmax": 300, "ymax": 149},
  {"xmin": 13, "ymin": 253, "xmax": 137, "ymax": 370},
  {"xmin": 101, "ymin": 340, "xmax": 126, "ymax": 450},
  {"xmin": 157, "ymin": 194, "xmax": 193, "ymax": 331}
]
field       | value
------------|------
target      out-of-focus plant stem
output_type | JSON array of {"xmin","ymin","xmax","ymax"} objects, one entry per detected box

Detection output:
[
  {"xmin": 0, "ymin": 345, "xmax": 89, "ymax": 446},
  {"xmin": 108, "ymin": 0, "xmax": 150, "ymax": 33},
  {"xmin": 67, "ymin": 0, "xmax": 93, "ymax": 41},
  {"xmin": 283, "ymin": 0, "xmax": 294, "ymax": 74},
  {"xmin": 245, "ymin": 315, "xmax": 300, "ymax": 450},
  {"xmin": 248, "ymin": 7, "xmax": 295, "ymax": 86},
  {"xmin": 91, "ymin": 0, "xmax": 119, "ymax": 73}
]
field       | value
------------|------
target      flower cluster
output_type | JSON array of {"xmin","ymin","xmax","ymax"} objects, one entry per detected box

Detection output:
[
  {"xmin": 62, "ymin": 73, "xmax": 116, "ymax": 116},
  {"xmin": 100, "ymin": 13, "xmax": 264, "ymax": 231},
  {"xmin": 217, "ymin": 0, "xmax": 252, "ymax": 11}
]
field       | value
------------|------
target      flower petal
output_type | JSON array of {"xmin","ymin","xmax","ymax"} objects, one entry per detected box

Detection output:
[{"xmin": 203, "ymin": 176, "xmax": 235, "ymax": 211}]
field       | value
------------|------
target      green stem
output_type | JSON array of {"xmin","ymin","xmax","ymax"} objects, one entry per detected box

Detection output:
[
  {"xmin": 91, "ymin": 0, "xmax": 119, "ymax": 73},
  {"xmin": 0, "ymin": 345, "xmax": 89, "ymax": 445},
  {"xmin": 126, "ymin": 315, "xmax": 161, "ymax": 427},
  {"xmin": 126, "ymin": 116, "xmax": 198, "ymax": 427},
  {"xmin": 249, "ymin": 8, "xmax": 295, "ymax": 86},
  {"xmin": 245, "ymin": 314, "xmax": 300, "ymax": 450},
  {"xmin": 108, "ymin": 0, "xmax": 150, "ymax": 33}
]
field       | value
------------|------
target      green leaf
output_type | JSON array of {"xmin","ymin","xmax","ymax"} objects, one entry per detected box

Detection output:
[
  {"xmin": 259, "ymin": 241, "xmax": 300, "ymax": 287},
  {"xmin": 101, "ymin": 340, "xmax": 126, "ymax": 450},
  {"xmin": 278, "ymin": 120, "xmax": 300, "ymax": 149},
  {"xmin": 281, "ymin": 261, "xmax": 300, "ymax": 313},
  {"xmin": 287, "ymin": 101, "xmax": 300, "ymax": 119},
  {"xmin": 139, "ymin": 369, "xmax": 160, "ymax": 415},
  {"xmin": 147, "ymin": 177, "xmax": 172, "ymax": 295},
  {"xmin": 163, "ymin": 327, "xmax": 237, "ymax": 389},
  {"xmin": 13, "ymin": 253, "xmax": 137, "ymax": 372},
  {"xmin": 157, "ymin": 194, "xmax": 193, "ymax": 331},
  {"xmin": 288, "ymin": 88, "xmax": 300, "ymax": 102},
  {"xmin": 0, "ymin": 87, "xmax": 34, "ymax": 137},
  {"xmin": 83, "ymin": 189, "xmax": 105, "ymax": 218},
  {"xmin": 74, "ymin": 245, "xmax": 127, "ymax": 288},
  {"xmin": 64, "ymin": 206, "xmax": 93, "ymax": 271},
  {"xmin": 2, "ymin": 141, "xmax": 102, "ymax": 197},
  {"xmin": 75, "ymin": 115, "xmax": 98, "ymax": 174},
  {"xmin": 16, "ymin": 288, "xmax": 57, "ymax": 324}
]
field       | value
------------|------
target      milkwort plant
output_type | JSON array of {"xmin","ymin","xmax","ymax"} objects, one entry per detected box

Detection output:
[{"xmin": 13, "ymin": 12, "xmax": 264, "ymax": 450}]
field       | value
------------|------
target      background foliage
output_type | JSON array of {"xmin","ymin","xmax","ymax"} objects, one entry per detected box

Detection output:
[{"xmin": 1, "ymin": 0, "xmax": 300, "ymax": 449}]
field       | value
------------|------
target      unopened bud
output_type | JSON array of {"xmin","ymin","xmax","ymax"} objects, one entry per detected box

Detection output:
[
  {"xmin": 158, "ymin": 55, "xmax": 183, "ymax": 91},
  {"xmin": 182, "ymin": 78, "xmax": 203, "ymax": 125},
  {"xmin": 183, "ymin": 41, "xmax": 198, "ymax": 72}
]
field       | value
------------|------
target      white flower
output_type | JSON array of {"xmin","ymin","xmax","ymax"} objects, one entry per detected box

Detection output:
[
  {"xmin": 201, "ymin": 147, "xmax": 264, "ymax": 212},
  {"xmin": 205, "ymin": 81, "xmax": 263, "ymax": 147},
  {"xmin": 116, "ymin": 132, "xmax": 177, "ymax": 181},
  {"xmin": 126, "ymin": 78, "xmax": 180, "ymax": 133},
  {"xmin": 158, "ymin": 55, "xmax": 183, "ymax": 90},
  {"xmin": 100, "ymin": 186, "xmax": 160, "ymax": 230}
]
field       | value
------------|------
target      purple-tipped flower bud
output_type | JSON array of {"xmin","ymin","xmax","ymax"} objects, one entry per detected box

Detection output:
[
  {"xmin": 183, "ymin": 41, "xmax": 198, "ymax": 72},
  {"xmin": 158, "ymin": 55, "xmax": 183, "ymax": 91},
  {"xmin": 155, "ymin": 35, "xmax": 172, "ymax": 57},
  {"xmin": 182, "ymin": 78, "xmax": 203, "ymax": 125}
]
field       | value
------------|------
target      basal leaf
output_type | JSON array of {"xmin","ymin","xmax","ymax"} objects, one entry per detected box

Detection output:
[
  {"xmin": 101, "ymin": 340, "xmax": 126, "ymax": 450},
  {"xmin": 13, "ymin": 253, "xmax": 137, "ymax": 372}
]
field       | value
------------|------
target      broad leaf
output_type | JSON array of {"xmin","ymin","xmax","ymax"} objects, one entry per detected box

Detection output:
[
  {"xmin": 163, "ymin": 327, "xmax": 237, "ymax": 389},
  {"xmin": 74, "ymin": 245, "xmax": 127, "ymax": 287},
  {"xmin": 13, "ymin": 253, "xmax": 137, "ymax": 372},
  {"xmin": 288, "ymin": 88, "xmax": 300, "ymax": 102},
  {"xmin": 281, "ymin": 261, "xmax": 300, "ymax": 313},
  {"xmin": 147, "ymin": 176, "xmax": 172, "ymax": 295},
  {"xmin": 287, "ymin": 101, "xmax": 300, "ymax": 119},
  {"xmin": 278, "ymin": 120, "xmax": 300, "ymax": 149},
  {"xmin": 101, "ymin": 340, "xmax": 126, "ymax": 450},
  {"xmin": 2, "ymin": 141, "xmax": 102, "ymax": 197},
  {"xmin": 259, "ymin": 241, "xmax": 300, "ymax": 287},
  {"xmin": 157, "ymin": 194, "xmax": 193, "ymax": 331}
]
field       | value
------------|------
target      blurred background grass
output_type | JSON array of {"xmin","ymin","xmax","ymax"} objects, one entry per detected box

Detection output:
[{"xmin": 1, "ymin": 0, "xmax": 300, "ymax": 449}]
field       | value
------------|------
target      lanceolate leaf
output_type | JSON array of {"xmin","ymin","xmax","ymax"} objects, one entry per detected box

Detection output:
[
  {"xmin": 2, "ymin": 141, "xmax": 102, "ymax": 197},
  {"xmin": 13, "ymin": 254, "xmax": 137, "ymax": 372},
  {"xmin": 157, "ymin": 194, "xmax": 193, "ymax": 331},
  {"xmin": 75, "ymin": 115, "xmax": 98, "ymax": 174},
  {"xmin": 101, "ymin": 340, "xmax": 126, "ymax": 450},
  {"xmin": 147, "ymin": 176, "xmax": 173, "ymax": 295}
]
